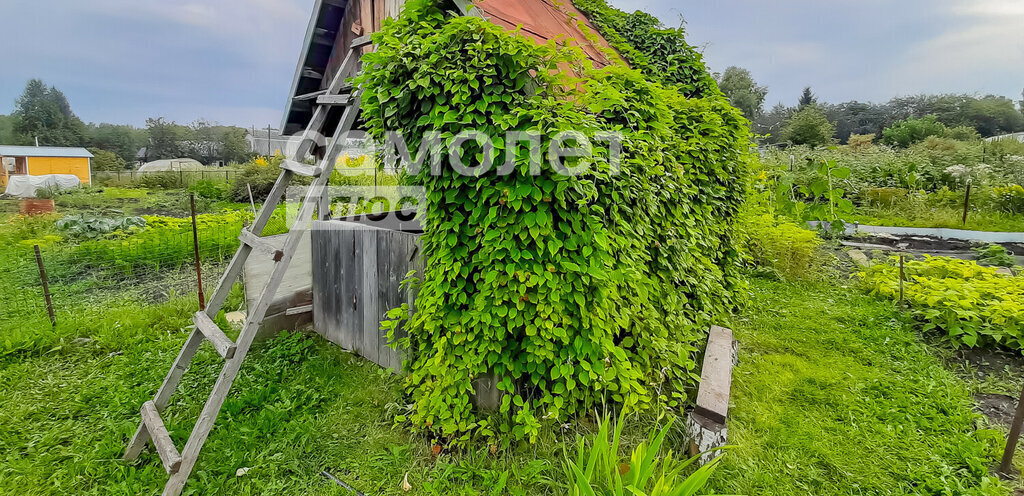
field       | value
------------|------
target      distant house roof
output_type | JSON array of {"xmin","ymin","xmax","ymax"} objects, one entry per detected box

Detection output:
[{"xmin": 0, "ymin": 145, "xmax": 94, "ymax": 158}]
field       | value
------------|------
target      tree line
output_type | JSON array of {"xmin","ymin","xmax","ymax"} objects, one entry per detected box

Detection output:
[
  {"xmin": 715, "ymin": 67, "xmax": 1024, "ymax": 146},
  {"xmin": 0, "ymin": 79, "xmax": 254, "ymax": 171}
]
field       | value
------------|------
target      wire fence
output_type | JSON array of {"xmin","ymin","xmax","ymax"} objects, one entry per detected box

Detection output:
[
  {"xmin": 0, "ymin": 197, "xmax": 291, "ymax": 325},
  {"xmin": 93, "ymin": 169, "xmax": 244, "ymax": 188}
]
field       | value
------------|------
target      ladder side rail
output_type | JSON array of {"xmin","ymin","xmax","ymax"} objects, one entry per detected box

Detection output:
[{"xmin": 162, "ymin": 102, "xmax": 358, "ymax": 496}]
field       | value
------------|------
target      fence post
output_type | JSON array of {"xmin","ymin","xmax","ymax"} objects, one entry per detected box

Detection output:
[
  {"xmin": 190, "ymin": 194, "xmax": 206, "ymax": 311},
  {"xmin": 962, "ymin": 182, "xmax": 971, "ymax": 227},
  {"xmin": 999, "ymin": 383, "xmax": 1024, "ymax": 477},
  {"xmin": 898, "ymin": 254, "xmax": 905, "ymax": 305},
  {"xmin": 34, "ymin": 245, "xmax": 56, "ymax": 326}
]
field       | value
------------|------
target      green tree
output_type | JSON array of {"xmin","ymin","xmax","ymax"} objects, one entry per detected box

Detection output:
[
  {"xmin": 0, "ymin": 114, "xmax": 13, "ymax": 143},
  {"xmin": 717, "ymin": 66, "xmax": 768, "ymax": 121},
  {"xmin": 798, "ymin": 86, "xmax": 816, "ymax": 108},
  {"xmin": 782, "ymin": 105, "xmax": 835, "ymax": 146},
  {"xmin": 85, "ymin": 123, "xmax": 148, "ymax": 164},
  {"xmin": 755, "ymin": 102, "xmax": 795, "ymax": 142},
  {"xmin": 964, "ymin": 95, "xmax": 1024, "ymax": 136},
  {"xmin": 145, "ymin": 117, "xmax": 185, "ymax": 160},
  {"xmin": 881, "ymin": 115, "xmax": 949, "ymax": 148},
  {"xmin": 87, "ymin": 147, "xmax": 128, "ymax": 171},
  {"xmin": 219, "ymin": 127, "xmax": 251, "ymax": 164},
  {"xmin": 11, "ymin": 79, "xmax": 86, "ymax": 146}
]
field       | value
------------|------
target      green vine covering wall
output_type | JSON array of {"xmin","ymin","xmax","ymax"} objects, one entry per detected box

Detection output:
[
  {"xmin": 570, "ymin": 0, "xmax": 721, "ymax": 98},
  {"xmin": 356, "ymin": 0, "xmax": 750, "ymax": 444}
]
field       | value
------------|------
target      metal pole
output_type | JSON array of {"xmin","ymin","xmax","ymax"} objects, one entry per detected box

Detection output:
[
  {"xmin": 898, "ymin": 254, "xmax": 905, "ymax": 305},
  {"xmin": 34, "ymin": 245, "xmax": 56, "ymax": 326},
  {"xmin": 246, "ymin": 183, "xmax": 257, "ymax": 215},
  {"xmin": 962, "ymin": 182, "xmax": 971, "ymax": 227},
  {"xmin": 999, "ymin": 382, "xmax": 1024, "ymax": 476},
  {"xmin": 190, "ymin": 194, "xmax": 206, "ymax": 311}
]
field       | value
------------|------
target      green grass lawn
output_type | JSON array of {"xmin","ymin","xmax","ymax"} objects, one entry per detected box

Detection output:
[
  {"xmin": 711, "ymin": 278, "xmax": 1008, "ymax": 495},
  {"xmin": 1, "ymin": 277, "xmax": 1014, "ymax": 495}
]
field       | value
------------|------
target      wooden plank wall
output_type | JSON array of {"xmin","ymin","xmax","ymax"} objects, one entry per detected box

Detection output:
[{"xmin": 311, "ymin": 220, "xmax": 423, "ymax": 372}]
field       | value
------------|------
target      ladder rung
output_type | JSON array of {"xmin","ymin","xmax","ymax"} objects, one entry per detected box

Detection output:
[
  {"xmin": 316, "ymin": 94, "xmax": 351, "ymax": 106},
  {"xmin": 239, "ymin": 229, "xmax": 285, "ymax": 261},
  {"xmin": 285, "ymin": 304, "xmax": 313, "ymax": 316},
  {"xmin": 352, "ymin": 35, "xmax": 372, "ymax": 48},
  {"xmin": 281, "ymin": 159, "xmax": 323, "ymax": 177},
  {"xmin": 293, "ymin": 89, "xmax": 328, "ymax": 101},
  {"xmin": 193, "ymin": 311, "xmax": 237, "ymax": 360},
  {"xmin": 140, "ymin": 401, "xmax": 182, "ymax": 474}
]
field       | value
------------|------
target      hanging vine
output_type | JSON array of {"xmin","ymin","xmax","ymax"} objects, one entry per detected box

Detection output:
[{"xmin": 357, "ymin": 0, "xmax": 751, "ymax": 445}]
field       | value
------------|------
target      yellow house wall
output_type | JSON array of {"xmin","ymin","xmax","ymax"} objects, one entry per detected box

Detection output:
[{"xmin": 26, "ymin": 156, "xmax": 91, "ymax": 185}]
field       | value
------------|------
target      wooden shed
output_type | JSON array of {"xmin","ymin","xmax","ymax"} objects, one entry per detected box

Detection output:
[
  {"xmin": 283, "ymin": 0, "xmax": 619, "ymax": 371},
  {"xmin": 0, "ymin": 145, "xmax": 93, "ymax": 187},
  {"xmin": 281, "ymin": 0, "xmax": 617, "ymax": 137}
]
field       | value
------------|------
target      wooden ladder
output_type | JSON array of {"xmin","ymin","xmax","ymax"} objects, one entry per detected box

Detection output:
[{"xmin": 123, "ymin": 36, "xmax": 371, "ymax": 496}]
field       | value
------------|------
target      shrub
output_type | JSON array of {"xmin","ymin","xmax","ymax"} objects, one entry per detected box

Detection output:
[
  {"xmin": 862, "ymin": 187, "xmax": 909, "ymax": 207},
  {"xmin": 781, "ymin": 106, "xmax": 835, "ymax": 147},
  {"xmin": 859, "ymin": 256, "xmax": 1024, "ymax": 349},
  {"xmin": 972, "ymin": 244, "xmax": 1017, "ymax": 268},
  {"xmin": 364, "ymin": 0, "xmax": 749, "ymax": 444},
  {"xmin": 87, "ymin": 148, "xmax": 128, "ymax": 171},
  {"xmin": 737, "ymin": 212, "xmax": 822, "ymax": 280},
  {"xmin": 993, "ymin": 184, "xmax": 1024, "ymax": 214},
  {"xmin": 54, "ymin": 214, "xmax": 146, "ymax": 240},
  {"xmin": 228, "ymin": 155, "xmax": 292, "ymax": 203},
  {"xmin": 137, "ymin": 171, "xmax": 185, "ymax": 189},
  {"xmin": 882, "ymin": 115, "xmax": 949, "ymax": 148},
  {"xmin": 191, "ymin": 180, "xmax": 230, "ymax": 201},
  {"xmin": 846, "ymin": 133, "xmax": 875, "ymax": 150}
]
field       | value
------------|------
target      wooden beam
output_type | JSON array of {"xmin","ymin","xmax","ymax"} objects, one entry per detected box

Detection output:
[
  {"xmin": 140, "ymin": 401, "xmax": 182, "ymax": 474},
  {"xmin": 294, "ymin": 89, "xmax": 329, "ymax": 102},
  {"xmin": 694, "ymin": 325, "xmax": 734, "ymax": 425},
  {"xmin": 302, "ymin": 68, "xmax": 324, "ymax": 79},
  {"xmin": 316, "ymin": 94, "xmax": 352, "ymax": 106},
  {"xmin": 239, "ymin": 229, "xmax": 286, "ymax": 261},
  {"xmin": 280, "ymin": 159, "xmax": 323, "ymax": 177},
  {"xmin": 351, "ymin": 34, "xmax": 372, "ymax": 49},
  {"xmin": 193, "ymin": 311, "xmax": 237, "ymax": 360}
]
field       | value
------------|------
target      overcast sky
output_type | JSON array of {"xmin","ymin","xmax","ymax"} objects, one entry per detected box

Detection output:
[{"xmin": 0, "ymin": 0, "xmax": 1021, "ymax": 128}]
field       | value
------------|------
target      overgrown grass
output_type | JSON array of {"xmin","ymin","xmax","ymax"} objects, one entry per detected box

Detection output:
[
  {"xmin": 849, "ymin": 206, "xmax": 1024, "ymax": 232},
  {"xmin": 0, "ymin": 293, "xmax": 568, "ymax": 495},
  {"xmin": 709, "ymin": 277, "xmax": 1008, "ymax": 495}
]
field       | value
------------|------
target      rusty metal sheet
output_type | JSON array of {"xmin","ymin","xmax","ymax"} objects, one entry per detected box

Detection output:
[{"xmin": 477, "ymin": 0, "xmax": 618, "ymax": 68}]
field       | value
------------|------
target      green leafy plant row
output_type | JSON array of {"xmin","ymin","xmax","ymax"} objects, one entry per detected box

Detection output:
[
  {"xmin": 360, "ymin": 0, "xmax": 750, "ymax": 444},
  {"xmin": 859, "ymin": 256, "xmax": 1024, "ymax": 349}
]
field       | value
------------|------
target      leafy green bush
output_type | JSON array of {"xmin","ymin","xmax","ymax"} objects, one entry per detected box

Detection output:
[
  {"xmin": 881, "ymin": 115, "xmax": 949, "ymax": 148},
  {"xmin": 737, "ymin": 211, "xmax": 822, "ymax": 280},
  {"xmin": 563, "ymin": 412, "xmax": 721, "ymax": 496},
  {"xmin": 191, "ymin": 180, "xmax": 230, "ymax": 200},
  {"xmin": 992, "ymin": 183, "xmax": 1024, "ymax": 214},
  {"xmin": 781, "ymin": 105, "xmax": 835, "ymax": 147},
  {"xmin": 363, "ymin": 0, "xmax": 749, "ymax": 444},
  {"xmin": 229, "ymin": 155, "xmax": 282, "ymax": 203},
  {"xmin": 972, "ymin": 244, "xmax": 1017, "ymax": 268},
  {"xmin": 54, "ymin": 214, "xmax": 146, "ymax": 240},
  {"xmin": 859, "ymin": 256, "xmax": 1024, "ymax": 349},
  {"xmin": 137, "ymin": 171, "xmax": 186, "ymax": 189}
]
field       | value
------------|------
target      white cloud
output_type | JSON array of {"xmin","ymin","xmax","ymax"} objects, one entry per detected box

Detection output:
[{"xmin": 890, "ymin": 0, "xmax": 1024, "ymax": 96}]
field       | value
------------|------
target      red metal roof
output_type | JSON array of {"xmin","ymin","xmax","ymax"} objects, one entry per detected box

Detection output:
[{"xmin": 477, "ymin": 0, "xmax": 617, "ymax": 68}]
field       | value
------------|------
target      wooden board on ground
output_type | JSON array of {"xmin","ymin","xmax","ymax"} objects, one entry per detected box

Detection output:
[{"xmin": 695, "ymin": 325, "xmax": 735, "ymax": 425}]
